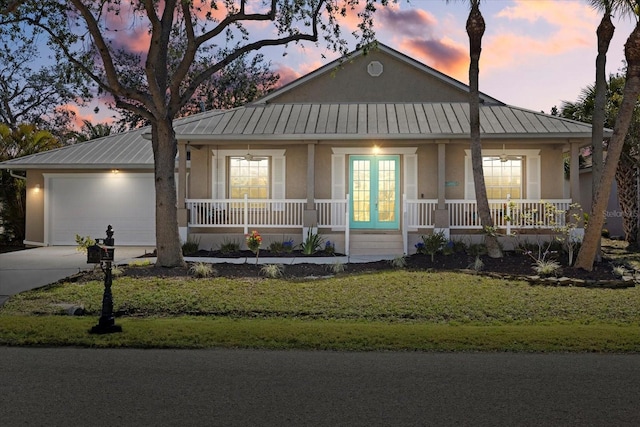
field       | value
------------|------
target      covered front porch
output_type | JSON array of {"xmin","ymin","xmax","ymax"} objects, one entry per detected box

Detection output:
[{"xmin": 184, "ymin": 195, "xmax": 574, "ymax": 255}]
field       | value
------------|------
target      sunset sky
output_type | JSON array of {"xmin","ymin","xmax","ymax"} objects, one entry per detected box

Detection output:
[{"xmin": 75, "ymin": 0, "xmax": 638, "ymax": 125}]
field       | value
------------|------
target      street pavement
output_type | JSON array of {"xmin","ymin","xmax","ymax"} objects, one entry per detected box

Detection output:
[
  {"xmin": 1, "ymin": 347, "xmax": 639, "ymax": 426},
  {"xmin": 0, "ymin": 246, "xmax": 154, "ymax": 305}
]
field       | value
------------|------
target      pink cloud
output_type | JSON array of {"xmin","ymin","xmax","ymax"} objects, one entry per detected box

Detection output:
[
  {"xmin": 399, "ymin": 38, "xmax": 468, "ymax": 81},
  {"xmin": 273, "ymin": 63, "xmax": 301, "ymax": 87},
  {"xmin": 376, "ymin": 6, "xmax": 438, "ymax": 38}
]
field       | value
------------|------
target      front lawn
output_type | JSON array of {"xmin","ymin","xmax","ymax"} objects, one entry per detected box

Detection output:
[{"xmin": 1, "ymin": 271, "xmax": 639, "ymax": 351}]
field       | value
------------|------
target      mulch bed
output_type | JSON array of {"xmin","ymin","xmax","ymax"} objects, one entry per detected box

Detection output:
[{"xmin": 122, "ymin": 248, "xmax": 637, "ymax": 287}]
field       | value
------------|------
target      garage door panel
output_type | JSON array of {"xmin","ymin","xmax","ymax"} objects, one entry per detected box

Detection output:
[{"xmin": 48, "ymin": 174, "xmax": 156, "ymax": 245}]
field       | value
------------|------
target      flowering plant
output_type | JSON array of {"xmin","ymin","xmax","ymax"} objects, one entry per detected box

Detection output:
[{"xmin": 246, "ymin": 230, "xmax": 262, "ymax": 253}]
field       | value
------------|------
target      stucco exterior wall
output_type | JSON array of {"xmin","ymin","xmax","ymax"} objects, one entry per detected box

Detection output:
[
  {"xmin": 25, "ymin": 171, "xmax": 45, "ymax": 245},
  {"xmin": 445, "ymin": 144, "xmax": 467, "ymax": 199},
  {"xmin": 417, "ymin": 144, "xmax": 439, "ymax": 199},
  {"xmin": 284, "ymin": 144, "xmax": 307, "ymax": 199},
  {"xmin": 269, "ymin": 50, "xmax": 470, "ymax": 104},
  {"xmin": 539, "ymin": 144, "xmax": 565, "ymax": 199},
  {"xmin": 189, "ymin": 146, "xmax": 211, "ymax": 198}
]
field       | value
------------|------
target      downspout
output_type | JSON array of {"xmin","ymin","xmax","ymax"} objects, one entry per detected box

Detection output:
[{"xmin": 9, "ymin": 170, "xmax": 27, "ymax": 180}]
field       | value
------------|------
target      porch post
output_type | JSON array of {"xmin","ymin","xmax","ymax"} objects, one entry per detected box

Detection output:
[
  {"xmin": 304, "ymin": 142, "xmax": 318, "ymax": 231},
  {"xmin": 434, "ymin": 141, "xmax": 450, "ymax": 238},
  {"xmin": 569, "ymin": 141, "xmax": 581, "ymax": 203},
  {"xmin": 177, "ymin": 141, "xmax": 188, "ymax": 242},
  {"xmin": 569, "ymin": 140, "xmax": 585, "ymax": 240}
]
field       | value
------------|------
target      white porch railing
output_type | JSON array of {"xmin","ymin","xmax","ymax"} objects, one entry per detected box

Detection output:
[
  {"xmin": 314, "ymin": 198, "xmax": 348, "ymax": 229},
  {"xmin": 186, "ymin": 195, "xmax": 306, "ymax": 234},
  {"xmin": 445, "ymin": 199, "xmax": 572, "ymax": 232},
  {"xmin": 187, "ymin": 196, "xmax": 572, "ymax": 236}
]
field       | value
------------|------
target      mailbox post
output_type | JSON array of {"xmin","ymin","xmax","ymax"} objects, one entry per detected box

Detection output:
[{"xmin": 88, "ymin": 225, "xmax": 122, "ymax": 334}]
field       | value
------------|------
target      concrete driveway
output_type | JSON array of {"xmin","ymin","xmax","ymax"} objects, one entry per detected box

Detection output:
[{"xmin": 0, "ymin": 246, "xmax": 154, "ymax": 305}]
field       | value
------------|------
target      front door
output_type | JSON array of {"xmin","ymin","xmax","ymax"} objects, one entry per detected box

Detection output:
[{"xmin": 349, "ymin": 155, "xmax": 400, "ymax": 229}]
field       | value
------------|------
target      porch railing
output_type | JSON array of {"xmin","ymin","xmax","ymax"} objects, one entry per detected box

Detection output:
[
  {"xmin": 445, "ymin": 199, "xmax": 572, "ymax": 232},
  {"xmin": 186, "ymin": 196, "xmax": 306, "ymax": 234},
  {"xmin": 187, "ymin": 196, "xmax": 573, "ymax": 234}
]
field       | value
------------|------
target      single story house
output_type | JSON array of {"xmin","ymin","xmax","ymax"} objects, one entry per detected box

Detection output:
[{"xmin": 1, "ymin": 43, "xmax": 602, "ymax": 255}]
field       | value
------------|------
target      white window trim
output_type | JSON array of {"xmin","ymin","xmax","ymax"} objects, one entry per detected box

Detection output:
[
  {"xmin": 211, "ymin": 149, "xmax": 286, "ymax": 199},
  {"xmin": 464, "ymin": 148, "xmax": 540, "ymax": 200}
]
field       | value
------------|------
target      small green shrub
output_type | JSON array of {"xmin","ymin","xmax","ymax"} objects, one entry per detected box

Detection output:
[
  {"xmin": 299, "ymin": 229, "xmax": 324, "ymax": 255},
  {"xmin": 612, "ymin": 265, "xmax": 626, "ymax": 278},
  {"xmin": 182, "ymin": 237, "xmax": 200, "ymax": 256},
  {"xmin": 260, "ymin": 264, "xmax": 284, "ymax": 278},
  {"xmin": 75, "ymin": 234, "xmax": 95, "ymax": 253},
  {"xmin": 324, "ymin": 240, "xmax": 336, "ymax": 255},
  {"xmin": 532, "ymin": 260, "xmax": 562, "ymax": 277},
  {"xmin": 189, "ymin": 262, "xmax": 216, "ymax": 278},
  {"xmin": 467, "ymin": 256, "xmax": 484, "ymax": 272},
  {"xmin": 390, "ymin": 255, "xmax": 407, "ymax": 269},
  {"xmin": 328, "ymin": 261, "xmax": 345, "ymax": 274},
  {"xmin": 111, "ymin": 265, "xmax": 124, "ymax": 277},
  {"xmin": 467, "ymin": 243, "xmax": 488, "ymax": 257},
  {"xmin": 219, "ymin": 240, "xmax": 240, "ymax": 254},
  {"xmin": 269, "ymin": 241, "xmax": 286, "ymax": 253},
  {"xmin": 421, "ymin": 231, "xmax": 447, "ymax": 262},
  {"xmin": 451, "ymin": 240, "xmax": 467, "ymax": 253}
]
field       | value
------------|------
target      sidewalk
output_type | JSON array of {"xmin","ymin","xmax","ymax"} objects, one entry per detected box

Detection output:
[{"xmin": 0, "ymin": 246, "xmax": 153, "ymax": 305}]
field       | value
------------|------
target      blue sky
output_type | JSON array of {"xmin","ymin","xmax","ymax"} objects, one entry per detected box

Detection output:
[{"xmin": 73, "ymin": 0, "xmax": 637, "ymax": 125}]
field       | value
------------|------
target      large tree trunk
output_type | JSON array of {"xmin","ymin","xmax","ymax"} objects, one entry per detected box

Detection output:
[
  {"xmin": 575, "ymin": 23, "xmax": 640, "ymax": 271},
  {"xmin": 591, "ymin": 12, "xmax": 615, "ymax": 261},
  {"xmin": 151, "ymin": 117, "xmax": 185, "ymax": 268},
  {"xmin": 467, "ymin": 2, "xmax": 502, "ymax": 258},
  {"xmin": 616, "ymin": 151, "xmax": 639, "ymax": 245},
  {"xmin": 592, "ymin": 13, "xmax": 614, "ymax": 202}
]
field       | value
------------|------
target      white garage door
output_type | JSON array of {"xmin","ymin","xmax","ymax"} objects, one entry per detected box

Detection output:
[{"xmin": 47, "ymin": 173, "xmax": 156, "ymax": 245}]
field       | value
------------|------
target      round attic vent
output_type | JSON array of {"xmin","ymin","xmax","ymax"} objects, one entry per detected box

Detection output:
[{"xmin": 367, "ymin": 61, "xmax": 383, "ymax": 77}]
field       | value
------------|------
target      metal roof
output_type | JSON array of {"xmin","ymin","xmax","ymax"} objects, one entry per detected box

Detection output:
[
  {"xmin": 173, "ymin": 102, "xmax": 598, "ymax": 141},
  {"xmin": 0, "ymin": 126, "xmax": 154, "ymax": 169},
  {"xmin": 1, "ymin": 102, "xmax": 599, "ymax": 170}
]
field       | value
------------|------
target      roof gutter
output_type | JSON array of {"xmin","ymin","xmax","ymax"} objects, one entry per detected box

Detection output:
[{"xmin": 9, "ymin": 169, "xmax": 26, "ymax": 180}]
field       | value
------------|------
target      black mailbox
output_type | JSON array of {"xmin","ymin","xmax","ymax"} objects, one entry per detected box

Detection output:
[
  {"xmin": 87, "ymin": 240, "xmax": 115, "ymax": 264},
  {"xmin": 87, "ymin": 243, "xmax": 103, "ymax": 264}
]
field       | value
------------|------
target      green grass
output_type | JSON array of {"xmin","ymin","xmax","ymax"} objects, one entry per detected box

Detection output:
[{"xmin": 1, "ymin": 270, "xmax": 639, "ymax": 351}]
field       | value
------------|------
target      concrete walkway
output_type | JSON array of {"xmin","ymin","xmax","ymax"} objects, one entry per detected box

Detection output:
[{"xmin": 0, "ymin": 246, "xmax": 154, "ymax": 305}]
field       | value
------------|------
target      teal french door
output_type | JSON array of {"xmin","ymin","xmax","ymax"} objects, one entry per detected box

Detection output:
[{"xmin": 349, "ymin": 155, "xmax": 400, "ymax": 229}]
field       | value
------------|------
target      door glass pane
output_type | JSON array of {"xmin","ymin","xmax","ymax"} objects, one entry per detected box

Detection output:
[
  {"xmin": 377, "ymin": 159, "xmax": 396, "ymax": 222},
  {"xmin": 352, "ymin": 160, "xmax": 370, "ymax": 222}
]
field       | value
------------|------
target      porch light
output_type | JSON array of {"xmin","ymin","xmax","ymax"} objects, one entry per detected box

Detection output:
[
  {"xmin": 112, "ymin": 169, "xmax": 119, "ymax": 174},
  {"xmin": 372, "ymin": 145, "xmax": 380, "ymax": 155},
  {"xmin": 34, "ymin": 184, "xmax": 40, "ymax": 193}
]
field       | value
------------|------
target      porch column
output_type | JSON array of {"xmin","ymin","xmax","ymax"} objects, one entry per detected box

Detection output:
[
  {"xmin": 569, "ymin": 140, "xmax": 585, "ymax": 240},
  {"xmin": 569, "ymin": 141, "xmax": 581, "ymax": 203},
  {"xmin": 177, "ymin": 141, "xmax": 188, "ymax": 242},
  {"xmin": 304, "ymin": 142, "xmax": 318, "ymax": 228},
  {"xmin": 434, "ymin": 141, "xmax": 450, "ymax": 237}
]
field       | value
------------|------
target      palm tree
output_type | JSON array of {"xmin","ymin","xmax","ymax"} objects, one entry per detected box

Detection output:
[
  {"xmin": 589, "ymin": 1, "xmax": 618, "ymax": 202},
  {"xmin": 561, "ymin": 74, "xmax": 640, "ymax": 246},
  {"xmin": 576, "ymin": 7, "xmax": 640, "ymax": 271},
  {"xmin": 72, "ymin": 120, "xmax": 114, "ymax": 143},
  {"xmin": 0, "ymin": 124, "xmax": 60, "ymax": 242},
  {"xmin": 448, "ymin": 0, "xmax": 502, "ymax": 257}
]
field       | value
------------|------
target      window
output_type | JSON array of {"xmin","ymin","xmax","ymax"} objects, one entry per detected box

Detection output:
[
  {"xmin": 482, "ymin": 158, "xmax": 522, "ymax": 199},
  {"xmin": 228, "ymin": 157, "xmax": 269, "ymax": 199}
]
